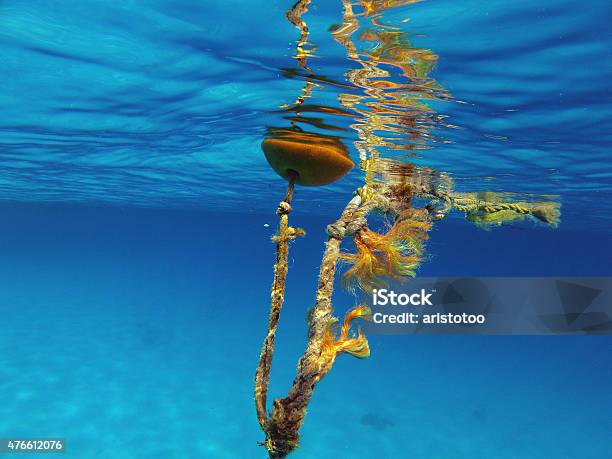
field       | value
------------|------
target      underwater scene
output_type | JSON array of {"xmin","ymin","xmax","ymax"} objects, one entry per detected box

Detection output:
[{"xmin": 1, "ymin": 0, "xmax": 611, "ymax": 458}]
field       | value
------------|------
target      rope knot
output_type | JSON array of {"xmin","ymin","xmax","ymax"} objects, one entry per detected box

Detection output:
[
  {"xmin": 356, "ymin": 184, "xmax": 378, "ymax": 204},
  {"xmin": 326, "ymin": 222, "xmax": 346, "ymax": 240},
  {"xmin": 277, "ymin": 201, "xmax": 292, "ymax": 216}
]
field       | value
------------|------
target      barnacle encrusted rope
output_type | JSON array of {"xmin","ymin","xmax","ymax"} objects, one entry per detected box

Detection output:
[
  {"xmin": 262, "ymin": 187, "xmax": 419, "ymax": 458},
  {"xmin": 256, "ymin": 179, "xmax": 562, "ymax": 458},
  {"xmin": 255, "ymin": 174, "xmax": 304, "ymax": 431},
  {"xmin": 262, "ymin": 192, "xmax": 368, "ymax": 458}
]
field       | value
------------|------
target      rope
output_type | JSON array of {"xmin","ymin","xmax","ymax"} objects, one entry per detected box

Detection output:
[
  {"xmin": 453, "ymin": 196, "xmax": 531, "ymax": 216},
  {"xmin": 326, "ymin": 193, "xmax": 369, "ymax": 240},
  {"xmin": 356, "ymin": 184, "xmax": 377, "ymax": 204},
  {"xmin": 254, "ymin": 176, "xmax": 303, "ymax": 431}
]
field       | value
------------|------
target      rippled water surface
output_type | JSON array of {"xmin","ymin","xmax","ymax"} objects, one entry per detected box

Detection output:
[{"xmin": 1, "ymin": 0, "xmax": 611, "ymax": 229}]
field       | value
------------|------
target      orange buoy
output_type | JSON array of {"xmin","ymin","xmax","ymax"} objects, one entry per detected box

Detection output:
[{"xmin": 262, "ymin": 129, "xmax": 354, "ymax": 186}]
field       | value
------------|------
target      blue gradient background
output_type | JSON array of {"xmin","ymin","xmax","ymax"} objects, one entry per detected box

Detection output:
[{"xmin": 1, "ymin": 0, "xmax": 611, "ymax": 458}]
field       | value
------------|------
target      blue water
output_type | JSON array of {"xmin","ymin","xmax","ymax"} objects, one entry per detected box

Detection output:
[{"xmin": 1, "ymin": 0, "xmax": 611, "ymax": 458}]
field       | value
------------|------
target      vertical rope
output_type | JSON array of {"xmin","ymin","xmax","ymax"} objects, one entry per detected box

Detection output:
[{"xmin": 254, "ymin": 175, "xmax": 299, "ymax": 430}]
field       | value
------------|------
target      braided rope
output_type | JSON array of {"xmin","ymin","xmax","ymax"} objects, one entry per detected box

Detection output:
[{"xmin": 453, "ymin": 196, "xmax": 531, "ymax": 215}]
